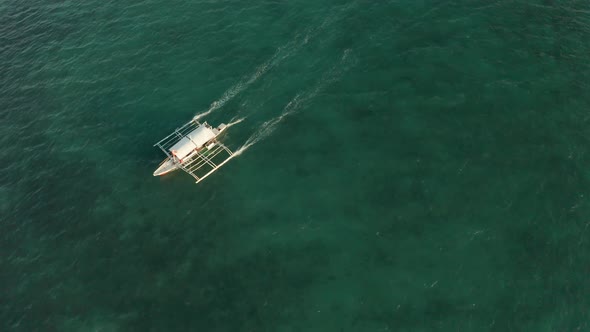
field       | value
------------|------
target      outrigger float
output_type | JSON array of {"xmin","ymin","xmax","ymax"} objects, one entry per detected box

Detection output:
[{"xmin": 153, "ymin": 116, "xmax": 234, "ymax": 183}]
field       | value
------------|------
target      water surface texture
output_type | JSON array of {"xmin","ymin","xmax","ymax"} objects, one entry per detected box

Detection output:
[{"xmin": 2, "ymin": 0, "xmax": 590, "ymax": 331}]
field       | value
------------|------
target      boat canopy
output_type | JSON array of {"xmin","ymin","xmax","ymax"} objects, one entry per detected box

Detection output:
[{"xmin": 169, "ymin": 125, "xmax": 216, "ymax": 159}]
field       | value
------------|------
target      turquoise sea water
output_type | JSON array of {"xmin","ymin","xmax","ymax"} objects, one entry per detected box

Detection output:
[{"xmin": 2, "ymin": 0, "xmax": 590, "ymax": 331}]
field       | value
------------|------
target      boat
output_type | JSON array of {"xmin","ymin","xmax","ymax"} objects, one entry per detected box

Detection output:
[{"xmin": 153, "ymin": 117, "xmax": 234, "ymax": 183}]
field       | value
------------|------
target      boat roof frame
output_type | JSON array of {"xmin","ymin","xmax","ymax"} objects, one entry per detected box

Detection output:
[{"xmin": 153, "ymin": 117, "xmax": 204, "ymax": 158}]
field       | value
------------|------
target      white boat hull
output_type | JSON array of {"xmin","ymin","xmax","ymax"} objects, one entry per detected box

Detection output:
[{"xmin": 153, "ymin": 158, "xmax": 179, "ymax": 176}]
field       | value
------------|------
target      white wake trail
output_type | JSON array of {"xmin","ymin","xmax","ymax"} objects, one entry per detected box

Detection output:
[
  {"xmin": 226, "ymin": 117, "xmax": 246, "ymax": 128},
  {"xmin": 192, "ymin": 69, "xmax": 260, "ymax": 121},
  {"xmin": 193, "ymin": 11, "xmax": 356, "ymax": 122},
  {"xmin": 193, "ymin": 32, "xmax": 314, "ymax": 121},
  {"xmin": 233, "ymin": 49, "xmax": 356, "ymax": 157},
  {"xmin": 233, "ymin": 93, "xmax": 305, "ymax": 157}
]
